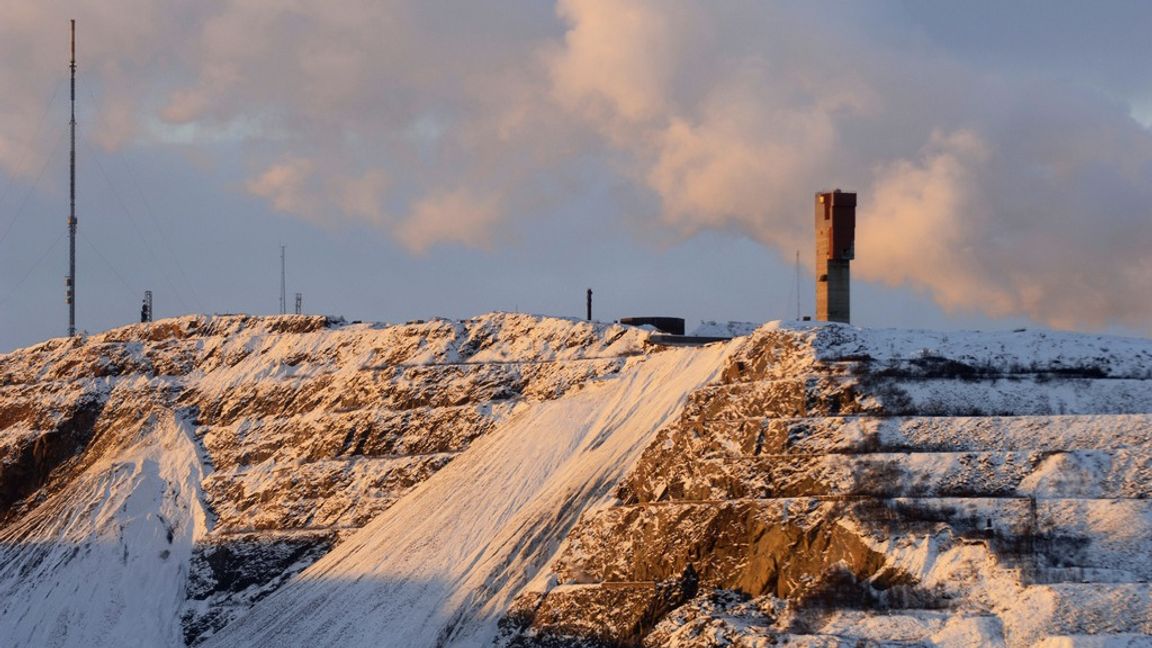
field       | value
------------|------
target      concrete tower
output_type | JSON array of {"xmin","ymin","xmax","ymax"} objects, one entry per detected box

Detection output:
[{"xmin": 815, "ymin": 190, "xmax": 856, "ymax": 323}]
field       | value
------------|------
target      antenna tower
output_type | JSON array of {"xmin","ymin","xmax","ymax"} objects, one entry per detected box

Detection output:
[
  {"xmin": 66, "ymin": 20, "xmax": 77, "ymax": 336},
  {"xmin": 794, "ymin": 250, "xmax": 801, "ymax": 319},
  {"xmin": 279, "ymin": 245, "xmax": 286, "ymax": 314}
]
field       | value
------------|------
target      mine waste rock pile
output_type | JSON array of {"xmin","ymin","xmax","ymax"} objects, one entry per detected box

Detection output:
[
  {"xmin": 0, "ymin": 313, "xmax": 649, "ymax": 646},
  {"xmin": 0, "ymin": 314, "xmax": 1150, "ymax": 647},
  {"xmin": 505, "ymin": 325, "xmax": 1152, "ymax": 647}
]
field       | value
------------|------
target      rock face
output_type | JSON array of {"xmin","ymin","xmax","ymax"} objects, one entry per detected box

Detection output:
[
  {"xmin": 505, "ymin": 325, "xmax": 1152, "ymax": 647},
  {"xmin": 1, "ymin": 316, "xmax": 1150, "ymax": 647}
]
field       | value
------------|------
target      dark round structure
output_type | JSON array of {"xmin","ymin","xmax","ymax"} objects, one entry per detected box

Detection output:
[{"xmin": 618, "ymin": 316, "xmax": 686, "ymax": 336}]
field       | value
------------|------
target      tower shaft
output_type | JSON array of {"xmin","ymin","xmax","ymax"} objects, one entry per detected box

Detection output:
[
  {"xmin": 67, "ymin": 19, "xmax": 77, "ymax": 336},
  {"xmin": 814, "ymin": 190, "xmax": 856, "ymax": 324}
]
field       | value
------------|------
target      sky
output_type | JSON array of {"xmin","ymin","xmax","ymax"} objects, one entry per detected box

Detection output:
[{"xmin": 2, "ymin": 1, "xmax": 1151, "ymax": 352}]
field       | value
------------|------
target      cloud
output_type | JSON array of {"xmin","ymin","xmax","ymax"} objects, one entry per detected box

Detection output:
[
  {"xmin": 0, "ymin": 0, "xmax": 199, "ymax": 175},
  {"xmin": 395, "ymin": 188, "xmax": 503, "ymax": 253},
  {"xmin": 245, "ymin": 157, "xmax": 320, "ymax": 219},
  {"xmin": 2, "ymin": 1, "xmax": 1151, "ymax": 331},
  {"xmin": 549, "ymin": 0, "xmax": 693, "ymax": 127},
  {"xmin": 339, "ymin": 168, "xmax": 390, "ymax": 226}
]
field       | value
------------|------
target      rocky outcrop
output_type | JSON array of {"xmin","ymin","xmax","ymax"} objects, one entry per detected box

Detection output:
[{"xmin": 0, "ymin": 385, "xmax": 105, "ymax": 516}]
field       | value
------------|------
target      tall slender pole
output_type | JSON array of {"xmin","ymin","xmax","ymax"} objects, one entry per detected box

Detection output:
[
  {"xmin": 586, "ymin": 288, "xmax": 592, "ymax": 321},
  {"xmin": 67, "ymin": 19, "xmax": 77, "ymax": 337},
  {"xmin": 794, "ymin": 249, "xmax": 800, "ymax": 320},
  {"xmin": 279, "ymin": 245, "xmax": 286, "ymax": 314}
]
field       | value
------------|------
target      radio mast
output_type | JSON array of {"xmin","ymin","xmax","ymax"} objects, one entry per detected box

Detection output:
[
  {"xmin": 795, "ymin": 250, "xmax": 801, "ymax": 320},
  {"xmin": 279, "ymin": 245, "xmax": 286, "ymax": 314},
  {"xmin": 66, "ymin": 19, "xmax": 78, "ymax": 336}
]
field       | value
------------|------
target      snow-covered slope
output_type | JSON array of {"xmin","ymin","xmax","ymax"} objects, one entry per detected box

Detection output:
[{"xmin": 0, "ymin": 409, "xmax": 207, "ymax": 647}]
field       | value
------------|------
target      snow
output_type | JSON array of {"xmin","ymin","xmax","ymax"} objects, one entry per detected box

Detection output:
[
  {"xmin": 2, "ymin": 313, "xmax": 1151, "ymax": 647},
  {"xmin": 879, "ymin": 377, "xmax": 1152, "ymax": 416},
  {"xmin": 1003, "ymin": 583, "xmax": 1152, "ymax": 645},
  {"xmin": 756, "ymin": 320, "xmax": 1152, "ymax": 378},
  {"xmin": 201, "ymin": 343, "xmax": 731, "ymax": 647},
  {"xmin": 691, "ymin": 321, "xmax": 760, "ymax": 338},
  {"xmin": 0, "ymin": 410, "xmax": 208, "ymax": 648},
  {"xmin": 1034, "ymin": 636, "xmax": 1152, "ymax": 647},
  {"xmin": 872, "ymin": 415, "xmax": 1152, "ymax": 453},
  {"xmin": 929, "ymin": 613, "xmax": 1009, "ymax": 647}
]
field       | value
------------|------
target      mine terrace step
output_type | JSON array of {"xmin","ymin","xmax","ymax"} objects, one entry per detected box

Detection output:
[
  {"xmin": 635, "ymin": 415, "xmax": 1152, "ymax": 480},
  {"xmin": 725, "ymin": 415, "xmax": 1152, "ymax": 455},
  {"xmin": 363, "ymin": 353, "xmax": 641, "ymax": 369},
  {"xmin": 1002, "ymin": 583, "xmax": 1152, "ymax": 645},
  {"xmin": 567, "ymin": 498, "xmax": 1152, "ymax": 582},
  {"xmin": 1032, "ymin": 634, "xmax": 1152, "ymax": 647},
  {"xmin": 695, "ymin": 376, "xmax": 1152, "ymax": 421},
  {"xmin": 632, "ymin": 448, "xmax": 1152, "ymax": 501},
  {"xmin": 211, "ymin": 526, "xmax": 359, "ymax": 537}
]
